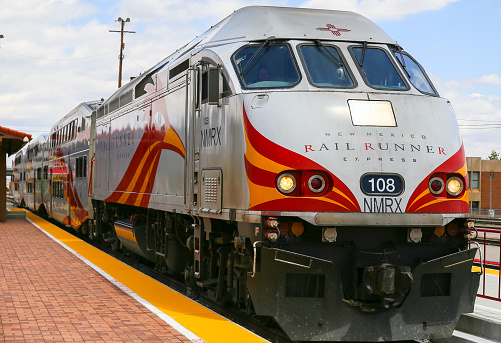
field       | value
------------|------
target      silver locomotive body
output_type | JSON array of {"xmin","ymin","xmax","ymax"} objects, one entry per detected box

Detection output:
[
  {"xmin": 88, "ymin": 7, "xmax": 478, "ymax": 341},
  {"xmin": 16, "ymin": 6, "xmax": 479, "ymax": 342}
]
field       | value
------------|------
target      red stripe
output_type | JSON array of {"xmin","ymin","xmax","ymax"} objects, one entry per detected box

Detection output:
[
  {"xmin": 244, "ymin": 156, "xmax": 276, "ymax": 187},
  {"xmin": 406, "ymin": 144, "xmax": 467, "ymax": 213},
  {"xmin": 243, "ymin": 104, "xmax": 360, "ymax": 212}
]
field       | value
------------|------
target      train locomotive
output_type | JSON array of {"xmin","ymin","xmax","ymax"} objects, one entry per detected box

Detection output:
[{"xmin": 13, "ymin": 6, "xmax": 480, "ymax": 342}]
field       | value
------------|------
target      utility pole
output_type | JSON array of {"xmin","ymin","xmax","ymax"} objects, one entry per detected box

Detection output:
[{"xmin": 109, "ymin": 18, "xmax": 135, "ymax": 88}]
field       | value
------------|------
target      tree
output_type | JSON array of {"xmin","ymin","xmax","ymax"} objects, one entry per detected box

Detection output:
[{"xmin": 487, "ymin": 150, "xmax": 500, "ymax": 160}]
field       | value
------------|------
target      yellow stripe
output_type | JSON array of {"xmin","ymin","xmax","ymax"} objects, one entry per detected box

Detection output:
[
  {"xmin": 118, "ymin": 141, "xmax": 162, "ymax": 204},
  {"xmin": 414, "ymin": 191, "xmax": 469, "ymax": 212},
  {"xmin": 331, "ymin": 186, "xmax": 358, "ymax": 210},
  {"xmin": 134, "ymin": 148, "xmax": 162, "ymax": 207},
  {"xmin": 16, "ymin": 210, "xmax": 267, "ymax": 343},
  {"xmin": 472, "ymin": 266, "xmax": 499, "ymax": 276},
  {"xmin": 164, "ymin": 126, "xmax": 185, "ymax": 157},
  {"xmin": 455, "ymin": 163, "xmax": 467, "ymax": 176},
  {"xmin": 407, "ymin": 189, "xmax": 429, "ymax": 210},
  {"xmin": 244, "ymin": 129, "xmax": 289, "ymax": 174}
]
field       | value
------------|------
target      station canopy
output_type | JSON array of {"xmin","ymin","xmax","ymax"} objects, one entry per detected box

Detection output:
[{"xmin": 0, "ymin": 126, "xmax": 32, "ymax": 156}]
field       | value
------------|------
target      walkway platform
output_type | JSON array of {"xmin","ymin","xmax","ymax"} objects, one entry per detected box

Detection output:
[
  {"xmin": 0, "ymin": 209, "xmax": 268, "ymax": 343},
  {"xmin": 2, "ymin": 208, "xmax": 501, "ymax": 343}
]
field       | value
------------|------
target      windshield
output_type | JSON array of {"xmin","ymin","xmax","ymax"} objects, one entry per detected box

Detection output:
[
  {"xmin": 394, "ymin": 51, "xmax": 437, "ymax": 95},
  {"xmin": 300, "ymin": 44, "xmax": 354, "ymax": 88},
  {"xmin": 233, "ymin": 43, "xmax": 300, "ymax": 89},
  {"xmin": 351, "ymin": 46, "xmax": 407, "ymax": 90}
]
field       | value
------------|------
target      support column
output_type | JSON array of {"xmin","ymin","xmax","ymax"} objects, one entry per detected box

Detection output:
[{"xmin": 0, "ymin": 148, "xmax": 7, "ymax": 221}]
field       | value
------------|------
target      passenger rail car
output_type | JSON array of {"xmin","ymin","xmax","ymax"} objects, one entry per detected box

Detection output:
[
  {"xmin": 24, "ymin": 134, "xmax": 49, "ymax": 213},
  {"xmin": 14, "ymin": 6, "xmax": 480, "ymax": 342},
  {"xmin": 12, "ymin": 147, "xmax": 27, "ymax": 206},
  {"xmin": 47, "ymin": 101, "xmax": 100, "ymax": 226}
]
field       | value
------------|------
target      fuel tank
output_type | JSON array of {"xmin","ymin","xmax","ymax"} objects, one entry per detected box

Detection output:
[{"xmin": 114, "ymin": 218, "xmax": 155, "ymax": 261}]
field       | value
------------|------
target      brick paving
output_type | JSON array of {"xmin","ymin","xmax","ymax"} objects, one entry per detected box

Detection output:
[{"xmin": 0, "ymin": 218, "xmax": 192, "ymax": 343}]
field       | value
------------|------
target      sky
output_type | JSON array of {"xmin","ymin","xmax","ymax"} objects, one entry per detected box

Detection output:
[{"xmin": 1, "ymin": 0, "xmax": 501, "ymax": 165}]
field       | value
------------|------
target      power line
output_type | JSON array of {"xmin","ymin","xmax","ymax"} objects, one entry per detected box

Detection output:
[
  {"xmin": 0, "ymin": 47, "xmax": 117, "ymax": 60},
  {"xmin": 125, "ymin": 55, "xmax": 145, "ymax": 73}
]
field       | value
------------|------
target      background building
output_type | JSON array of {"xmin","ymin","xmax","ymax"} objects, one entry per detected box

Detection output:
[{"xmin": 466, "ymin": 157, "xmax": 501, "ymax": 216}]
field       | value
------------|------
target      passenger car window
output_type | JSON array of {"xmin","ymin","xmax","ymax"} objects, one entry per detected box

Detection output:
[
  {"xmin": 233, "ymin": 43, "xmax": 300, "ymax": 89},
  {"xmin": 393, "ymin": 50, "xmax": 437, "ymax": 95},
  {"xmin": 351, "ymin": 47, "xmax": 407, "ymax": 90},
  {"xmin": 300, "ymin": 45, "xmax": 354, "ymax": 88}
]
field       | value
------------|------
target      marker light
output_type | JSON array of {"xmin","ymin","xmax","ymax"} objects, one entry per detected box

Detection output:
[
  {"xmin": 308, "ymin": 175, "xmax": 326, "ymax": 193},
  {"xmin": 429, "ymin": 177, "xmax": 444, "ymax": 195},
  {"xmin": 278, "ymin": 222, "xmax": 290, "ymax": 236},
  {"xmin": 408, "ymin": 228, "xmax": 422, "ymax": 243},
  {"xmin": 446, "ymin": 176, "xmax": 463, "ymax": 196},
  {"xmin": 277, "ymin": 173, "xmax": 296, "ymax": 194},
  {"xmin": 322, "ymin": 227, "xmax": 337, "ymax": 242},
  {"xmin": 446, "ymin": 223, "xmax": 459, "ymax": 237},
  {"xmin": 434, "ymin": 226, "xmax": 445, "ymax": 237},
  {"xmin": 290, "ymin": 222, "xmax": 304, "ymax": 237}
]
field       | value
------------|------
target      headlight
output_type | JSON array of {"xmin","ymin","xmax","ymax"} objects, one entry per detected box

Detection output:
[
  {"xmin": 277, "ymin": 173, "xmax": 296, "ymax": 194},
  {"xmin": 446, "ymin": 176, "xmax": 463, "ymax": 196}
]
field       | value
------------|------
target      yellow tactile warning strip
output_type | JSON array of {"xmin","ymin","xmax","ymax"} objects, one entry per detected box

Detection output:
[
  {"xmin": 472, "ymin": 266, "xmax": 499, "ymax": 276},
  {"xmin": 11, "ymin": 209, "xmax": 269, "ymax": 343}
]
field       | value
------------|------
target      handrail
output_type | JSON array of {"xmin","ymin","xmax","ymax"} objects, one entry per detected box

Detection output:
[{"xmin": 470, "ymin": 226, "xmax": 501, "ymax": 302}]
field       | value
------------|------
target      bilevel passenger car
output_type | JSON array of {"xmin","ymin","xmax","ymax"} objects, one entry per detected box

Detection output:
[
  {"xmin": 23, "ymin": 134, "xmax": 49, "ymax": 213},
  {"xmin": 47, "ymin": 101, "xmax": 101, "ymax": 226},
  {"xmin": 12, "ymin": 146, "xmax": 27, "ymax": 206},
  {"xmin": 15, "ymin": 6, "xmax": 480, "ymax": 342}
]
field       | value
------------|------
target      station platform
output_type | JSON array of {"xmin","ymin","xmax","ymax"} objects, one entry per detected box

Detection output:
[
  {"xmin": 2, "ymin": 208, "xmax": 501, "ymax": 343},
  {"xmin": 0, "ymin": 209, "xmax": 269, "ymax": 343}
]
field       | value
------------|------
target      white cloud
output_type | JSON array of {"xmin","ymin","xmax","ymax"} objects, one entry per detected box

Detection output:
[
  {"xmin": 431, "ymin": 74, "xmax": 501, "ymax": 158},
  {"xmin": 298, "ymin": 0, "xmax": 460, "ymax": 21},
  {"xmin": 476, "ymin": 74, "xmax": 501, "ymax": 85}
]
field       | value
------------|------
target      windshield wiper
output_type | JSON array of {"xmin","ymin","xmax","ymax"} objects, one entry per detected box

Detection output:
[
  {"xmin": 240, "ymin": 36, "xmax": 276, "ymax": 77},
  {"xmin": 359, "ymin": 41, "xmax": 368, "ymax": 68},
  {"xmin": 314, "ymin": 39, "xmax": 344, "ymax": 67}
]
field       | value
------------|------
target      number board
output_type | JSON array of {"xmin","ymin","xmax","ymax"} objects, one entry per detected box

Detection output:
[{"xmin": 360, "ymin": 174, "xmax": 404, "ymax": 196}]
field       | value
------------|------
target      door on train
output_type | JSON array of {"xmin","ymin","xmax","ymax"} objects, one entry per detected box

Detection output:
[
  {"xmin": 95, "ymin": 122, "xmax": 111, "ymax": 195},
  {"xmin": 187, "ymin": 57, "xmax": 224, "ymax": 214}
]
